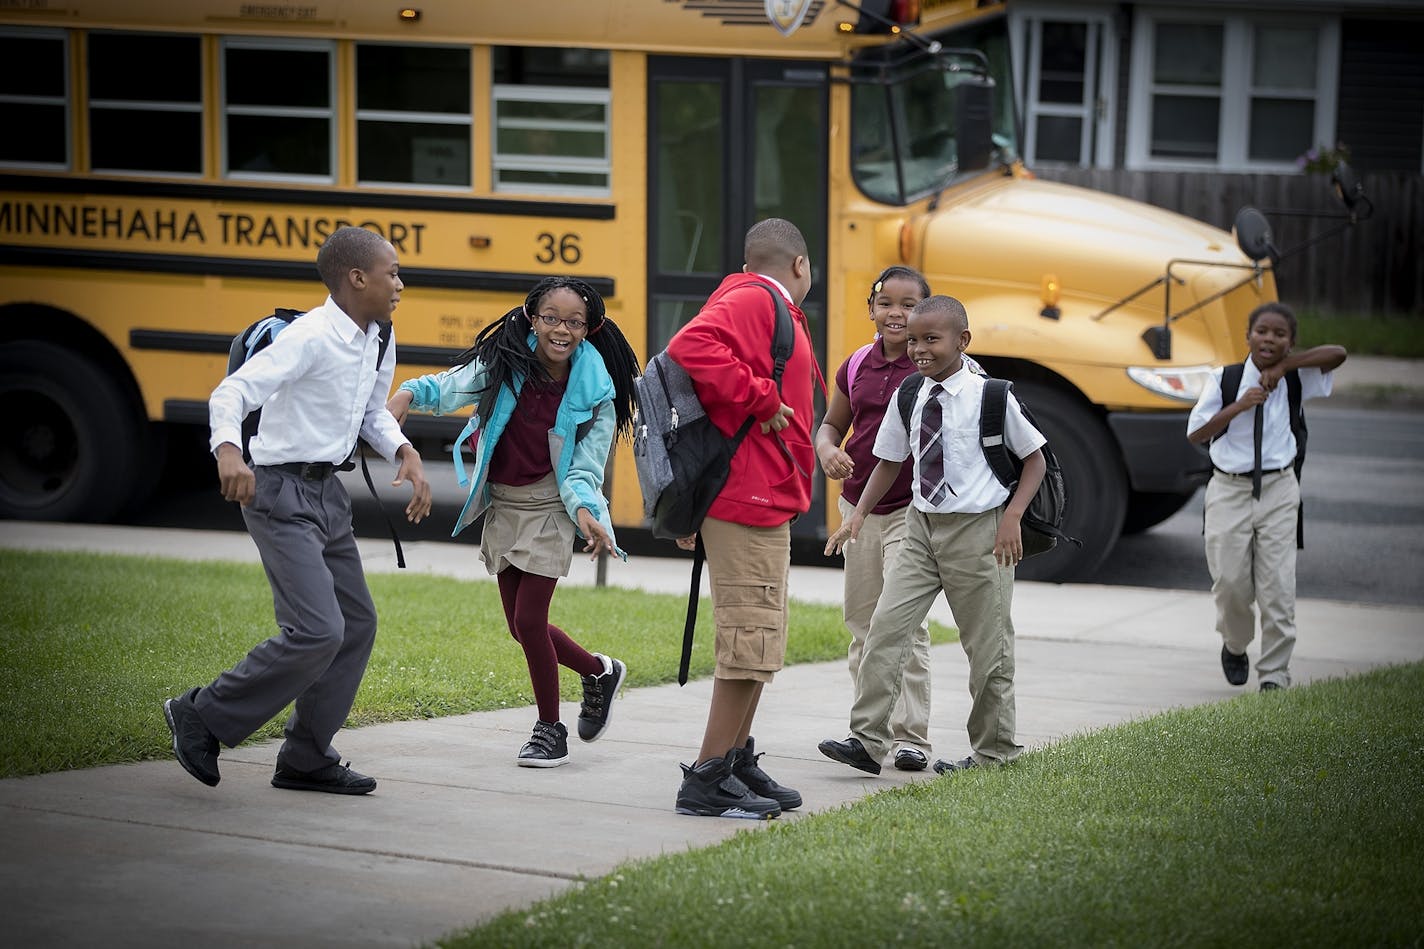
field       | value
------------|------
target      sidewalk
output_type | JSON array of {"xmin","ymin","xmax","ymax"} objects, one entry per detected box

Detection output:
[
  {"xmin": 1, "ymin": 522, "xmax": 1421, "ymax": 948},
  {"xmin": 1326, "ymin": 353, "xmax": 1423, "ymax": 408}
]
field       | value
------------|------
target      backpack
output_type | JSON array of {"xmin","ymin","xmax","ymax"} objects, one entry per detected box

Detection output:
[
  {"xmin": 1218, "ymin": 363, "xmax": 1306, "ymax": 548},
  {"xmin": 226, "ymin": 309, "xmax": 405, "ymax": 567},
  {"xmin": 632, "ymin": 282, "xmax": 796, "ymax": 684},
  {"xmin": 895, "ymin": 374, "xmax": 1078, "ymax": 559}
]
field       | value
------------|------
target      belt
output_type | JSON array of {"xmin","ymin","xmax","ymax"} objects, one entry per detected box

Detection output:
[
  {"xmin": 1213, "ymin": 465, "xmax": 1291, "ymax": 479},
  {"xmin": 269, "ymin": 461, "xmax": 339, "ymax": 481}
]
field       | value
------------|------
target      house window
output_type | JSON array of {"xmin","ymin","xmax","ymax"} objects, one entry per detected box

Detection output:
[
  {"xmin": 89, "ymin": 33, "xmax": 202, "ymax": 176},
  {"xmin": 222, "ymin": 38, "xmax": 335, "ymax": 181},
  {"xmin": 1128, "ymin": 13, "xmax": 1339, "ymax": 172},
  {"xmin": 491, "ymin": 47, "xmax": 610, "ymax": 196},
  {"xmin": 0, "ymin": 28, "xmax": 68, "ymax": 169},
  {"xmin": 1015, "ymin": 13, "xmax": 1117, "ymax": 168},
  {"xmin": 356, "ymin": 44, "xmax": 471, "ymax": 188}
]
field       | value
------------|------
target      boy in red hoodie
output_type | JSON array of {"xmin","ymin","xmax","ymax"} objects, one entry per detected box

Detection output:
[{"xmin": 668, "ymin": 218, "xmax": 819, "ymax": 819}]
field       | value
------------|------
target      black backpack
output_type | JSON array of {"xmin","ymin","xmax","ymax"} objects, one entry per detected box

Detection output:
[
  {"xmin": 226, "ymin": 309, "xmax": 404, "ymax": 567},
  {"xmin": 631, "ymin": 283, "xmax": 796, "ymax": 684},
  {"xmin": 1218, "ymin": 363, "xmax": 1306, "ymax": 548},
  {"xmin": 895, "ymin": 374, "xmax": 1078, "ymax": 559}
]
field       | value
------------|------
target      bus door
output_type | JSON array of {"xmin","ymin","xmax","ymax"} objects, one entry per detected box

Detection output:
[{"xmin": 647, "ymin": 55, "xmax": 829, "ymax": 536}]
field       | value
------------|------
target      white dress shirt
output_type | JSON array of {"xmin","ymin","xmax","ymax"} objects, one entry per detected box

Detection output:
[
  {"xmin": 1187, "ymin": 360, "xmax": 1332, "ymax": 473},
  {"xmin": 209, "ymin": 296, "xmax": 411, "ymax": 466},
  {"xmin": 873, "ymin": 365, "xmax": 1046, "ymax": 514}
]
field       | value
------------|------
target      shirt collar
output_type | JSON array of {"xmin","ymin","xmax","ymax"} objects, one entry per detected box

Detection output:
[
  {"xmin": 321, "ymin": 295, "xmax": 369, "ymax": 344},
  {"xmin": 750, "ymin": 273, "xmax": 793, "ymax": 304},
  {"xmin": 940, "ymin": 362, "xmax": 973, "ymax": 396}
]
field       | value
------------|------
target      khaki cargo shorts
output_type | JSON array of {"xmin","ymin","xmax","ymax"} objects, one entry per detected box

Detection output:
[{"xmin": 700, "ymin": 516, "xmax": 791, "ymax": 683}]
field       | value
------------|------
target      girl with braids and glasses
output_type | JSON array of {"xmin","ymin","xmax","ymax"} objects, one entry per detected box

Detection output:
[
  {"xmin": 388, "ymin": 277, "xmax": 641, "ymax": 767},
  {"xmin": 815, "ymin": 266, "xmax": 980, "ymax": 774}
]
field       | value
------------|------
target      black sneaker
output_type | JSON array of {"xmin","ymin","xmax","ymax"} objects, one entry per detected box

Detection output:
[
  {"xmin": 517, "ymin": 720, "xmax": 569, "ymax": 768},
  {"xmin": 676, "ymin": 750, "xmax": 781, "ymax": 819},
  {"xmin": 1221, "ymin": 645, "xmax": 1249, "ymax": 686},
  {"xmin": 817, "ymin": 736, "xmax": 882, "ymax": 775},
  {"xmin": 163, "ymin": 687, "xmax": 220, "ymax": 787},
  {"xmin": 272, "ymin": 759, "xmax": 376, "ymax": 794},
  {"xmin": 893, "ymin": 747, "xmax": 929, "ymax": 772},
  {"xmin": 932, "ymin": 755, "xmax": 978, "ymax": 776},
  {"xmin": 577, "ymin": 655, "xmax": 627, "ymax": 742},
  {"xmin": 733, "ymin": 736, "xmax": 802, "ymax": 811}
]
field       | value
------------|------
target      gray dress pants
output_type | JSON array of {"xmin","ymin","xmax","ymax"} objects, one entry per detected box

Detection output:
[{"xmin": 194, "ymin": 466, "xmax": 378, "ymax": 772}]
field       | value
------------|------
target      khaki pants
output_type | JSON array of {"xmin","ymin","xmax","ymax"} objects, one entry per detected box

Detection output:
[
  {"xmin": 839, "ymin": 496, "xmax": 931, "ymax": 754},
  {"xmin": 700, "ymin": 517, "xmax": 790, "ymax": 684},
  {"xmin": 849, "ymin": 506, "xmax": 1021, "ymax": 764},
  {"xmin": 1204, "ymin": 468, "xmax": 1299, "ymax": 687}
]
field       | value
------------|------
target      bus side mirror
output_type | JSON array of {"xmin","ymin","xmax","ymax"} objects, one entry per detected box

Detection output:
[
  {"xmin": 1233, "ymin": 206, "xmax": 1279, "ymax": 266},
  {"xmin": 954, "ymin": 79, "xmax": 994, "ymax": 172}
]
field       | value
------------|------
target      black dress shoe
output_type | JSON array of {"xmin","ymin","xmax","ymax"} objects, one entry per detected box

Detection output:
[
  {"xmin": 817, "ymin": 736, "xmax": 882, "ymax": 775},
  {"xmin": 1259, "ymin": 681, "xmax": 1282, "ymax": 692},
  {"xmin": 163, "ymin": 687, "xmax": 220, "ymax": 787},
  {"xmin": 1221, "ymin": 645, "xmax": 1249, "ymax": 686},
  {"xmin": 932, "ymin": 755, "xmax": 978, "ymax": 776},
  {"xmin": 894, "ymin": 747, "xmax": 929, "ymax": 772},
  {"xmin": 271, "ymin": 760, "xmax": 376, "ymax": 795}
]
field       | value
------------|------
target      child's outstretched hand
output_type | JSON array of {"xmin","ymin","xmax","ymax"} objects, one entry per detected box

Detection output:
[
  {"xmin": 825, "ymin": 513, "xmax": 864, "ymax": 556},
  {"xmin": 577, "ymin": 507, "xmax": 614, "ymax": 560}
]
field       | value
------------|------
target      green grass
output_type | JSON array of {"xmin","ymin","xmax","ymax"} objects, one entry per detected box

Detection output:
[
  {"xmin": 1297, "ymin": 311, "xmax": 1424, "ymax": 358},
  {"xmin": 0, "ymin": 549, "xmax": 954, "ymax": 778},
  {"xmin": 449, "ymin": 663, "xmax": 1424, "ymax": 949}
]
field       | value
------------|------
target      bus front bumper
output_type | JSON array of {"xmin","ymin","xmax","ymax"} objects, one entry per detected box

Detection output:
[{"xmin": 1107, "ymin": 411, "xmax": 1211, "ymax": 495}]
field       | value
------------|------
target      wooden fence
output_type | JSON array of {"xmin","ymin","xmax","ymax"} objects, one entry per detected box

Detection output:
[{"xmin": 1036, "ymin": 168, "xmax": 1422, "ymax": 317}]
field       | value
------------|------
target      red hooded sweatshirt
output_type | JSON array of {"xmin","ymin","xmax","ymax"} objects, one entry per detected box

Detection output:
[{"xmin": 666, "ymin": 272, "xmax": 817, "ymax": 528}]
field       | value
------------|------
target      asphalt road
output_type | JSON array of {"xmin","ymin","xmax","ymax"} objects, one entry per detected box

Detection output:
[
  {"xmin": 1093, "ymin": 403, "xmax": 1424, "ymax": 607},
  {"xmin": 128, "ymin": 403, "xmax": 1423, "ymax": 608}
]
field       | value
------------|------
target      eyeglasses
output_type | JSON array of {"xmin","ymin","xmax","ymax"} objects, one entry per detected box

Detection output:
[{"xmin": 537, "ymin": 314, "xmax": 588, "ymax": 332}]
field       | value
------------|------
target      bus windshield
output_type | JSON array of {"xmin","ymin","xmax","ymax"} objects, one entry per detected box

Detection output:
[{"xmin": 851, "ymin": 17, "xmax": 1019, "ymax": 205}]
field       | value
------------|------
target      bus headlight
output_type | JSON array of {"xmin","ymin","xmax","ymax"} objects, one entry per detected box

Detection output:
[{"xmin": 1126, "ymin": 365, "xmax": 1215, "ymax": 403}]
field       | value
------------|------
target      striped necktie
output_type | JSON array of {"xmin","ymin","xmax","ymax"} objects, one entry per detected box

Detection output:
[{"xmin": 918, "ymin": 384, "xmax": 955, "ymax": 505}]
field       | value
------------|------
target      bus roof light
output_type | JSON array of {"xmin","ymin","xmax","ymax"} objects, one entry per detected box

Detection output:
[{"xmin": 398, "ymin": 8, "xmax": 421, "ymax": 22}]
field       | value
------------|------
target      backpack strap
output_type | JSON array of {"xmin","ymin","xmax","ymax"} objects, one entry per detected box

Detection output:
[
  {"xmin": 1213, "ymin": 362, "xmax": 1246, "ymax": 444},
  {"xmin": 845, "ymin": 341, "xmax": 876, "ymax": 399},
  {"xmin": 895, "ymin": 373, "xmax": 920, "ymax": 432},
  {"xmin": 979, "ymin": 378, "xmax": 1018, "ymax": 491},
  {"xmin": 1286, "ymin": 368, "xmax": 1306, "ymax": 548}
]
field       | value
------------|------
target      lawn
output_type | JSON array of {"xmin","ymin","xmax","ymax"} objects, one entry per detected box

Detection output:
[
  {"xmin": 0, "ymin": 549, "xmax": 953, "ymax": 778},
  {"xmin": 449, "ymin": 661, "xmax": 1424, "ymax": 948}
]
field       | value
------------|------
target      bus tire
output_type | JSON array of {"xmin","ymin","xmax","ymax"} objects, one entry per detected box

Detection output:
[
  {"xmin": 1122, "ymin": 489, "xmax": 1196, "ymax": 535},
  {"xmin": 0, "ymin": 341, "xmax": 146, "ymax": 523},
  {"xmin": 1011, "ymin": 381, "xmax": 1127, "ymax": 582}
]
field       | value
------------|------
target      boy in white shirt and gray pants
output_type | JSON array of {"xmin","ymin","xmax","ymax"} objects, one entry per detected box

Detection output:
[
  {"xmin": 163, "ymin": 226, "xmax": 431, "ymax": 795},
  {"xmin": 818, "ymin": 295, "xmax": 1047, "ymax": 776}
]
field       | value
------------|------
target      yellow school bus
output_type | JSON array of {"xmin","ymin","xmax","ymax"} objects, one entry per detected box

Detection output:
[{"xmin": 0, "ymin": 0, "xmax": 1278, "ymax": 580}]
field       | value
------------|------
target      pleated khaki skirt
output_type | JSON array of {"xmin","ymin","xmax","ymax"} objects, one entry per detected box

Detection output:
[{"xmin": 480, "ymin": 472, "xmax": 575, "ymax": 579}]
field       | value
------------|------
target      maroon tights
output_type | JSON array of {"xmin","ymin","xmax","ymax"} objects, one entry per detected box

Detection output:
[{"xmin": 496, "ymin": 566, "xmax": 602, "ymax": 723}]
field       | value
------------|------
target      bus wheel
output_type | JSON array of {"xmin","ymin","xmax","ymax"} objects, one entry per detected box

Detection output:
[
  {"xmin": 0, "ymin": 341, "xmax": 145, "ymax": 522},
  {"xmin": 1012, "ymin": 381, "xmax": 1127, "ymax": 582},
  {"xmin": 1122, "ymin": 489, "xmax": 1197, "ymax": 535}
]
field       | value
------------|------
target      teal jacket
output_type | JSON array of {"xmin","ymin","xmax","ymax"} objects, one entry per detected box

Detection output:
[{"xmin": 398, "ymin": 333, "xmax": 624, "ymax": 557}]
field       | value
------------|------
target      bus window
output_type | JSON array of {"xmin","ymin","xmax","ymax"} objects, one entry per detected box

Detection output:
[
  {"xmin": 222, "ymin": 37, "xmax": 335, "ymax": 181},
  {"xmin": 0, "ymin": 28, "xmax": 68, "ymax": 169},
  {"xmin": 356, "ymin": 44, "xmax": 471, "ymax": 189},
  {"xmin": 491, "ymin": 46, "xmax": 611, "ymax": 195},
  {"xmin": 89, "ymin": 32, "xmax": 203, "ymax": 176}
]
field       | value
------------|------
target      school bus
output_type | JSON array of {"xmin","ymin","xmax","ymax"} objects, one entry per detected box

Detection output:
[{"xmin": 0, "ymin": 0, "xmax": 1280, "ymax": 580}]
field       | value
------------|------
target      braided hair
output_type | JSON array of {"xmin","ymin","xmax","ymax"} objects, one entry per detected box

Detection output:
[
  {"xmin": 867, "ymin": 265, "xmax": 932, "ymax": 303},
  {"xmin": 454, "ymin": 276, "xmax": 641, "ymax": 441}
]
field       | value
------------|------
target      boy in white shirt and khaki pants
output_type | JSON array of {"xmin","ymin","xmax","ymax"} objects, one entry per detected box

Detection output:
[{"xmin": 818, "ymin": 295, "xmax": 1048, "ymax": 776}]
